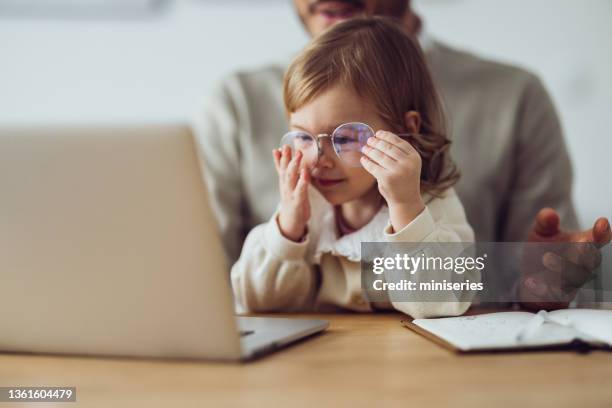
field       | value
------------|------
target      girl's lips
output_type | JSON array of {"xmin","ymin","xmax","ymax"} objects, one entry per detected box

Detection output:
[{"xmin": 314, "ymin": 177, "xmax": 345, "ymax": 187}]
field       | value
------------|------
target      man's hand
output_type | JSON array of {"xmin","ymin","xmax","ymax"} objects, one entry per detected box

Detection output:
[{"xmin": 520, "ymin": 207, "xmax": 611, "ymax": 310}]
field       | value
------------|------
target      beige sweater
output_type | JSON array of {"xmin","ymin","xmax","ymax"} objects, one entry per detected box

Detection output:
[
  {"xmin": 231, "ymin": 187, "xmax": 475, "ymax": 318},
  {"xmin": 193, "ymin": 40, "xmax": 578, "ymax": 274},
  {"xmin": 193, "ymin": 40, "xmax": 579, "ymax": 305}
]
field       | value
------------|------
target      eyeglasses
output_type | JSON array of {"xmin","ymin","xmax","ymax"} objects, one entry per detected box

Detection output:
[{"xmin": 280, "ymin": 122, "xmax": 412, "ymax": 168}]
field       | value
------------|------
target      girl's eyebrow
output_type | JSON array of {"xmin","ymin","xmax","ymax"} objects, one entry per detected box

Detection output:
[{"xmin": 290, "ymin": 122, "xmax": 344, "ymax": 134}]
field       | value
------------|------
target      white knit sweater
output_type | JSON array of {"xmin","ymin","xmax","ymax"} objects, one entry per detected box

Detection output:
[{"xmin": 231, "ymin": 187, "xmax": 476, "ymax": 318}]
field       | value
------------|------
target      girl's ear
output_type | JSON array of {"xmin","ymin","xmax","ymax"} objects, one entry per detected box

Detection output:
[{"xmin": 403, "ymin": 111, "xmax": 422, "ymax": 134}]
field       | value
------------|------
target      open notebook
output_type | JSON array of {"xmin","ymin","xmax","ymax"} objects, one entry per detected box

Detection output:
[{"xmin": 402, "ymin": 309, "xmax": 612, "ymax": 352}]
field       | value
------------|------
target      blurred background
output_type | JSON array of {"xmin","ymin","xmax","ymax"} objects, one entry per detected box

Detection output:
[{"xmin": 0, "ymin": 0, "xmax": 610, "ymax": 227}]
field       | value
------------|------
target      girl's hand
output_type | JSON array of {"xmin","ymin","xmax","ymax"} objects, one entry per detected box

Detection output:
[
  {"xmin": 360, "ymin": 131, "xmax": 425, "ymax": 232},
  {"xmin": 273, "ymin": 146, "xmax": 311, "ymax": 242}
]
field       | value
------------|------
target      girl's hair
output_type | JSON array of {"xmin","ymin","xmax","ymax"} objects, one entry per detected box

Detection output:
[{"xmin": 283, "ymin": 17, "xmax": 459, "ymax": 197}]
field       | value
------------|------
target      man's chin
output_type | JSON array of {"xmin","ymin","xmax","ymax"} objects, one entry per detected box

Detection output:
[
  {"xmin": 309, "ymin": 17, "xmax": 351, "ymax": 37},
  {"xmin": 308, "ymin": 9, "xmax": 364, "ymax": 36},
  {"xmin": 320, "ymin": 13, "xmax": 357, "ymax": 26}
]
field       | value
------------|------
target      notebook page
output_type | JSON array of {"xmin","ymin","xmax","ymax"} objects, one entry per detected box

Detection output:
[
  {"xmin": 548, "ymin": 309, "xmax": 612, "ymax": 345},
  {"xmin": 413, "ymin": 312, "xmax": 580, "ymax": 351}
]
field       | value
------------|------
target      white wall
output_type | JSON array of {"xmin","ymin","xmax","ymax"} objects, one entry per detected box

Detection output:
[
  {"xmin": 0, "ymin": 1, "xmax": 308, "ymax": 124},
  {"xmin": 0, "ymin": 0, "xmax": 609, "ymax": 226}
]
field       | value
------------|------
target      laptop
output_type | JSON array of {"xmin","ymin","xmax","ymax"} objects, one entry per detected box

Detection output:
[{"xmin": 0, "ymin": 124, "xmax": 328, "ymax": 361}]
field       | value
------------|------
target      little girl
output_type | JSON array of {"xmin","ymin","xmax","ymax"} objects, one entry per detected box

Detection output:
[{"xmin": 231, "ymin": 17, "xmax": 475, "ymax": 318}]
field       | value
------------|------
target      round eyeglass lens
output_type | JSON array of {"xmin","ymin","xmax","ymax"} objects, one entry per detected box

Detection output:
[
  {"xmin": 332, "ymin": 122, "xmax": 375, "ymax": 167},
  {"xmin": 279, "ymin": 131, "xmax": 319, "ymax": 168}
]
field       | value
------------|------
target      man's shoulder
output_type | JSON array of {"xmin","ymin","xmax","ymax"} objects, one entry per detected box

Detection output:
[
  {"xmin": 216, "ymin": 61, "xmax": 288, "ymax": 97},
  {"xmin": 429, "ymin": 40, "xmax": 542, "ymax": 92},
  {"xmin": 197, "ymin": 60, "xmax": 288, "ymax": 120}
]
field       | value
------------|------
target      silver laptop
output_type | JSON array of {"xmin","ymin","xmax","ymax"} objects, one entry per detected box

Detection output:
[{"xmin": 0, "ymin": 124, "xmax": 328, "ymax": 361}]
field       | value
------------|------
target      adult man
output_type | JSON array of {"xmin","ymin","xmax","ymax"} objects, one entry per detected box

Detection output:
[{"xmin": 193, "ymin": 0, "xmax": 610, "ymax": 309}]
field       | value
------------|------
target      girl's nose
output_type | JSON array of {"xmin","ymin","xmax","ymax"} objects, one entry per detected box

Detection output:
[{"xmin": 316, "ymin": 140, "xmax": 337, "ymax": 169}]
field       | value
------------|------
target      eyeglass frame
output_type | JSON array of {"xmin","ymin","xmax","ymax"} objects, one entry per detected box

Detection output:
[{"xmin": 280, "ymin": 121, "xmax": 414, "ymax": 166}]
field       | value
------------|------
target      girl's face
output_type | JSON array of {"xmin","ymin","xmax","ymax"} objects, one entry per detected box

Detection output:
[{"xmin": 289, "ymin": 84, "xmax": 389, "ymax": 205}]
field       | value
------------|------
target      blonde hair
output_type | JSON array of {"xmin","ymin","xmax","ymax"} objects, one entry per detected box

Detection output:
[{"xmin": 284, "ymin": 17, "xmax": 459, "ymax": 196}]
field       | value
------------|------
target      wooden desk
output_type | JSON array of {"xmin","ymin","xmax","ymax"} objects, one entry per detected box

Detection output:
[{"xmin": 1, "ymin": 313, "xmax": 610, "ymax": 407}]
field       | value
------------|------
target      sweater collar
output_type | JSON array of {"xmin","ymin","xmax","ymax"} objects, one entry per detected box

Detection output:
[{"xmin": 307, "ymin": 188, "xmax": 390, "ymax": 263}]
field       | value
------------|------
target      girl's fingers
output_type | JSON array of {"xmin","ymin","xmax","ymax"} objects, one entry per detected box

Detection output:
[
  {"xmin": 286, "ymin": 150, "xmax": 302, "ymax": 189},
  {"xmin": 361, "ymin": 144, "xmax": 395, "ymax": 170},
  {"xmin": 374, "ymin": 130, "xmax": 417, "ymax": 155},
  {"xmin": 360, "ymin": 155, "xmax": 384, "ymax": 179},
  {"xmin": 295, "ymin": 168, "xmax": 310, "ymax": 202},
  {"xmin": 272, "ymin": 149, "xmax": 281, "ymax": 172},
  {"xmin": 366, "ymin": 136, "xmax": 407, "ymax": 161},
  {"xmin": 279, "ymin": 145, "xmax": 292, "ymax": 170}
]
